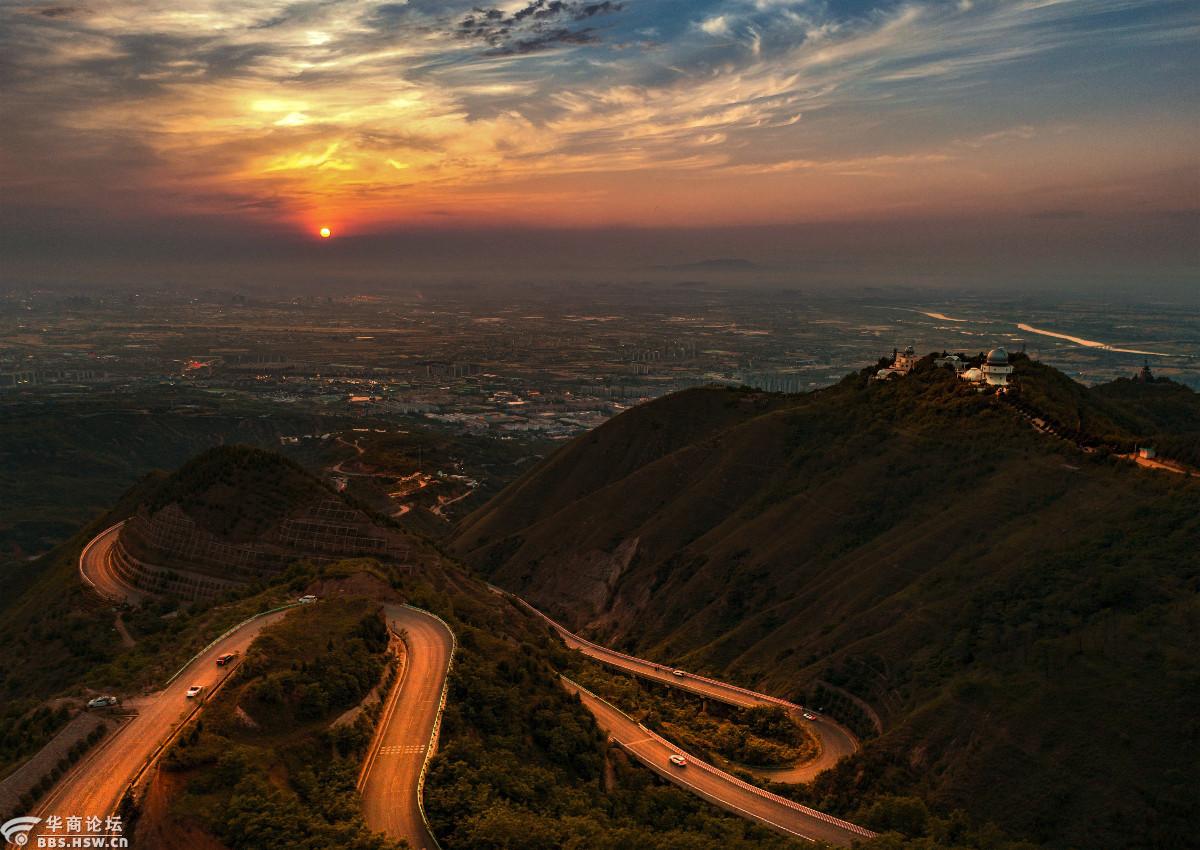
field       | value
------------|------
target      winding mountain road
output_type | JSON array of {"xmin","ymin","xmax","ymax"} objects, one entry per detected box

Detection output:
[
  {"xmin": 491, "ymin": 588, "xmax": 873, "ymax": 843},
  {"xmin": 31, "ymin": 606, "xmax": 295, "ymax": 842},
  {"xmin": 359, "ymin": 604, "xmax": 454, "ymax": 850},
  {"xmin": 565, "ymin": 680, "xmax": 875, "ymax": 845},
  {"xmin": 79, "ymin": 521, "xmax": 144, "ymax": 605},
  {"xmin": 70, "ymin": 523, "xmax": 865, "ymax": 846},
  {"xmin": 504, "ymin": 590, "xmax": 859, "ymax": 781},
  {"xmin": 75, "ymin": 524, "xmax": 456, "ymax": 850}
]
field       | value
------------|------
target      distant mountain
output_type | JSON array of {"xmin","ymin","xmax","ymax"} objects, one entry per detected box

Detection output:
[
  {"xmin": 652, "ymin": 257, "xmax": 765, "ymax": 272},
  {"xmin": 453, "ymin": 356, "xmax": 1200, "ymax": 848}
]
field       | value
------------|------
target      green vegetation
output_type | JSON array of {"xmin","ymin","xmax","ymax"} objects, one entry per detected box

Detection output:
[
  {"xmin": 144, "ymin": 445, "xmax": 333, "ymax": 541},
  {"xmin": 0, "ymin": 381, "xmax": 552, "ymax": 561},
  {"xmin": 454, "ymin": 366, "xmax": 1200, "ymax": 848},
  {"xmin": 409, "ymin": 578, "xmax": 801, "ymax": 850},
  {"xmin": 0, "ymin": 534, "xmax": 303, "ymax": 705},
  {"xmin": 159, "ymin": 596, "xmax": 399, "ymax": 850},
  {"xmin": 4, "ymin": 366, "xmax": 1197, "ymax": 850},
  {"xmin": 1010, "ymin": 358, "xmax": 1200, "ymax": 463},
  {"xmin": 852, "ymin": 796, "xmax": 1040, "ymax": 850},
  {"xmin": 808, "ymin": 681, "xmax": 879, "ymax": 741},
  {"xmin": 0, "ymin": 703, "xmax": 71, "ymax": 782},
  {"xmin": 567, "ymin": 662, "xmax": 817, "ymax": 768}
]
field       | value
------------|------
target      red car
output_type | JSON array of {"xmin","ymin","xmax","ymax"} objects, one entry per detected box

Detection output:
[{"xmin": 216, "ymin": 652, "xmax": 239, "ymax": 666}]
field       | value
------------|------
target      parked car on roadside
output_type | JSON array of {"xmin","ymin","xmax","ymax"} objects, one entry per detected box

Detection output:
[{"xmin": 87, "ymin": 695, "xmax": 119, "ymax": 709}]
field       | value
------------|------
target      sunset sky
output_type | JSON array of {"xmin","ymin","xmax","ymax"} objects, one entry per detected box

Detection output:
[{"xmin": 1, "ymin": 0, "xmax": 1197, "ymax": 288}]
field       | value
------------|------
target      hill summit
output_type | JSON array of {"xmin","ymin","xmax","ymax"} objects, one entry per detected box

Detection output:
[
  {"xmin": 453, "ymin": 357, "xmax": 1200, "ymax": 848},
  {"xmin": 114, "ymin": 446, "xmax": 411, "ymax": 599}
]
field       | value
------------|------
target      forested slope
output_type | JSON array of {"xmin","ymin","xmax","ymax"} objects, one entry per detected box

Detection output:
[{"xmin": 453, "ymin": 361, "xmax": 1200, "ymax": 848}]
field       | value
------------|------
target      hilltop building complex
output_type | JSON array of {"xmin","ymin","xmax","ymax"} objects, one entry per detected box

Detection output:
[{"xmin": 878, "ymin": 346, "xmax": 1015, "ymax": 389}]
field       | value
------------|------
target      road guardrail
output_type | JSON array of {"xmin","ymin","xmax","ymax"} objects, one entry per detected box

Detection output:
[
  {"xmin": 403, "ymin": 604, "xmax": 456, "ymax": 850},
  {"xmin": 562, "ymin": 676, "xmax": 876, "ymax": 841},
  {"xmin": 505, "ymin": 590, "xmax": 809, "ymax": 712},
  {"xmin": 163, "ymin": 601, "xmax": 303, "ymax": 688}
]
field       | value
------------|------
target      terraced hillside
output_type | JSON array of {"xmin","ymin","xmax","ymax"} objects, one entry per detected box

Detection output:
[{"xmin": 114, "ymin": 446, "xmax": 416, "ymax": 598}]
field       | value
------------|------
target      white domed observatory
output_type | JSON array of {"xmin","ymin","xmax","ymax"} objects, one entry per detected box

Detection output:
[{"xmin": 981, "ymin": 348, "xmax": 1013, "ymax": 386}]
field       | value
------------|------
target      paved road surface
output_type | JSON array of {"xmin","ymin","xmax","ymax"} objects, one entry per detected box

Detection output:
[
  {"xmin": 505, "ymin": 591, "xmax": 859, "ymax": 782},
  {"xmin": 566, "ymin": 680, "xmax": 875, "ymax": 846},
  {"xmin": 360, "ymin": 604, "xmax": 454, "ymax": 850},
  {"xmin": 78, "ymin": 521, "xmax": 144, "ymax": 605},
  {"xmin": 79, "ymin": 523, "xmax": 455, "ymax": 849},
  {"xmin": 32, "ymin": 607, "xmax": 295, "ymax": 841}
]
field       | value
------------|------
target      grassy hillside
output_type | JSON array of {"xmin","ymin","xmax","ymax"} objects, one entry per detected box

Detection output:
[
  {"xmin": 0, "ymin": 503, "xmax": 304, "ymax": 779},
  {"xmin": 1007, "ymin": 359, "xmax": 1200, "ymax": 461},
  {"xmin": 143, "ymin": 445, "xmax": 332, "ymax": 542},
  {"xmin": 452, "ymin": 364, "xmax": 1200, "ymax": 849}
]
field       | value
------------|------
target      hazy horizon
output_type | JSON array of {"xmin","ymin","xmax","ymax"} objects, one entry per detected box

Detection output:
[
  {"xmin": 2, "ymin": 0, "xmax": 1197, "ymax": 294},
  {"xmin": 4, "ymin": 213, "xmax": 1197, "ymax": 296}
]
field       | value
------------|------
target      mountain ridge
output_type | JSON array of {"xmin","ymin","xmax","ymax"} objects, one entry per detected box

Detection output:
[{"xmin": 452, "ymin": 358, "xmax": 1200, "ymax": 848}]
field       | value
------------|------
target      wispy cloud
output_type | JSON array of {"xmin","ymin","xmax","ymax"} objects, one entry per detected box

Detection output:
[{"xmin": 0, "ymin": 0, "xmax": 1195, "ymax": 229}]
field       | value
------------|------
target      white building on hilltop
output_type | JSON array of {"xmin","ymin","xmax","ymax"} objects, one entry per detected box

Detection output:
[
  {"xmin": 959, "ymin": 347, "xmax": 1014, "ymax": 389},
  {"xmin": 981, "ymin": 348, "xmax": 1013, "ymax": 386}
]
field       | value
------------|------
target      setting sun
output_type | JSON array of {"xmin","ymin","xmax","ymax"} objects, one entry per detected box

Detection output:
[{"xmin": 319, "ymin": 227, "xmax": 331, "ymax": 239}]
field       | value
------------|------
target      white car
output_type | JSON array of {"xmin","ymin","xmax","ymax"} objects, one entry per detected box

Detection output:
[
  {"xmin": 87, "ymin": 695, "xmax": 118, "ymax": 709},
  {"xmin": 802, "ymin": 712, "xmax": 817, "ymax": 721},
  {"xmin": 668, "ymin": 754, "xmax": 688, "ymax": 768},
  {"xmin": 672, "ymin": 669, "xmax": 686, "ymax": 677},
  {"xmin": 185, "ymin": 685, "xmax": 204, "ymax": 699},
  {"xmin": 297, "ymin": 595, "xmax": 318, "ymax": 604}
]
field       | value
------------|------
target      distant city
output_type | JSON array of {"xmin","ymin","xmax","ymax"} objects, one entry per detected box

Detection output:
[{"xmin": 2, "ymin": 285, "xmax": 1197, "ymax": 442}]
